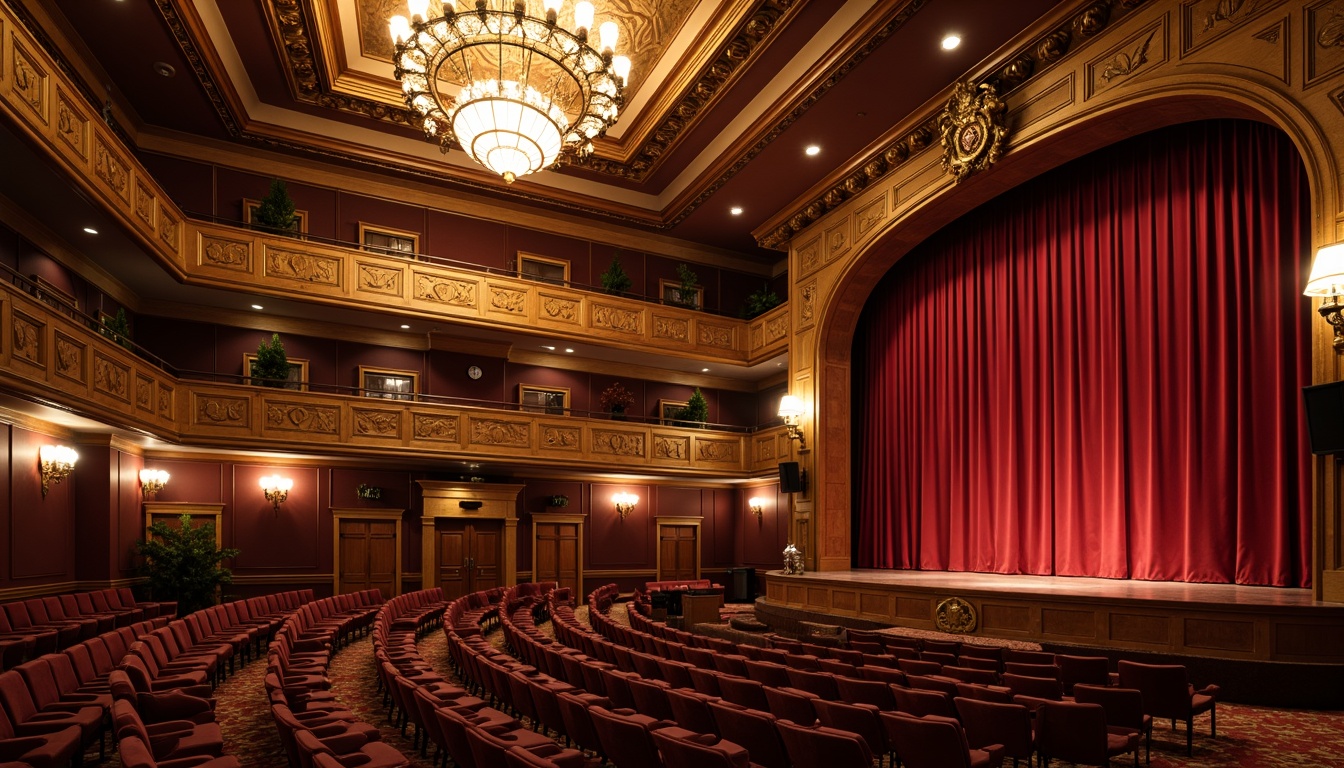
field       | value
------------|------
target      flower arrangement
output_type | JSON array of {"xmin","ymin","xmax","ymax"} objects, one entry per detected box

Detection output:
[
  {"xmin": 599, "ymin": 382, "xmax": 636, "ymax": 414},
  {"xmin": 548, "ymin": 494, "xmax": 570, "ymax": 508}
]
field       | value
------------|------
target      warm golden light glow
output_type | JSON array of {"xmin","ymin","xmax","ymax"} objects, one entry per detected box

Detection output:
[
  {"xmin": 613, "ymin": 491, "xmax": 639, "ymax": 519},
  {"xmin": 1306, "ymin": 243, "xmax": 1344, "ymax": 352},
  {"xmin": 748, "ymin": 497, "xmax": 765, "ymax": 518},
  {"xmin": 260, "ymin": 474, "xmax": 294, "ymax": 512},
  {"xmin": 139, "ymin": 468, "xmax": 170, "ymax": 499},
  {"xmin": 778, "ymin": 394, "xmax": 807, "ymax": 449},
  {"xmin": 39, "ymin": 445, "xmax": 78, "ymax": 499}
]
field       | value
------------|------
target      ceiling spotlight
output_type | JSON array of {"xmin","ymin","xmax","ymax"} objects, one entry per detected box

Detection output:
[
  {"xmin": 400, "ymin": 324, "xmax": 411, "ymax": 329},
  {"xmin": 941, "ymin": 34, "xmax": 961, "ymax": 50},
  {"xmin": 82, "ymin": 227, "xmax": 98, "ymax": 235},
  {"xmin": 153, "ymin": 62, "xmax": 176, "ymax": 78},
  {"xmin": 564, "ymin": 348, "xmax": 574, "ymax": 354},
  {"xmin": 251, "ymin": 304, "xmax": 263, "ymax": 310},
  {"xmin": 805, "ymin": 145, "xmax": 821, "ymax": 156},
  {"xmin": 702, "ymin": 368, "xmax": 710, "ymax": 373},
  {"xmin": 542, "ymin": 345, "xmax": 556, "ymax": 351},
  {"xmin": 730, "ymin": 207, "xmax": 743, "ymax": 216}
]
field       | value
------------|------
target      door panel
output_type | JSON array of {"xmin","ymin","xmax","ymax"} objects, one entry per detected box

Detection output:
[
  {"xmin": 659, "ymin": 525, "xmax": 698, "ymax": 581},
  {"xmin": 338, "ymin": 520, "xmax": 372, "ymax": 594},
  {"xmin": 435, "ymin": 519, "xmax": 503, "ymax": 600},
  {"xmin": 472, "ymin": 527, "xmax": 501, "ymax": 591},
  {"xmin": 438, "ymin": 523, "xmax": 468, "ymax": 600},
  {"xmin": 366, "ymin": 521, "xmax": 397, "ymax": 599}
]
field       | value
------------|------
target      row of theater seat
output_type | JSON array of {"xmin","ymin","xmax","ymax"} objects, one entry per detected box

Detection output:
[
  {"xmin": 264, "ymin": 589, "xmax": 403, "ymax": 768},
  {"xmin": 0, "ymin": 590, "xmax": 176, "ymax": 671},
  {"xmin": 0, "ymin": 589, "xmax": 314, "ymax": 768},
  {"xmin": 599, "ymin": 584, "xmax": 1220, "ymax": 765}
]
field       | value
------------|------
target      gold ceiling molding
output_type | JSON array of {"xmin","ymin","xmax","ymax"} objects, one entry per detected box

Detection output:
[
  {"xmin": 754, "ymin": 0, "xmax": 1138, "ymax": 251},
  {"xmin": 152, "ymin": 0, "xmax": 245, "ymax": 139}
]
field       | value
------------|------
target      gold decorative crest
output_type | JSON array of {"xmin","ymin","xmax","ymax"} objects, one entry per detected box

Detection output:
[
  {"xmin": 937, "ymin": 81, "xmax": 1008, "ymax": 182},
  {"xmin": 934, "ymin": 596, "xmax": 978, "ymax": 634}
]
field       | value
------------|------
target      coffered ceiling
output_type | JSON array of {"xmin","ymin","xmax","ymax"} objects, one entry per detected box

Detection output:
[{"xmin": 31, "ymin": 0, "xmax": 1063, "ymax": 258}]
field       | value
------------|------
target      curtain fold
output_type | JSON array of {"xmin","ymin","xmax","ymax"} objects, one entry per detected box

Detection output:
[{"xmin": 853, "ymin": 120, "xmax": 1311, "ymax": 587}]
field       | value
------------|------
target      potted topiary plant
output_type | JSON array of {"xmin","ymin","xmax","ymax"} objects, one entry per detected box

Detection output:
[
  {"xmin": 599, "ymin": 381, "xmax": 635, "ymax": 420},
  {"xmin": 743, "ymin": 283, "xmax": 781, "ymax": 319},
  {"xmin": 252, "ymin": 333, "xmax": 290, "ymax": 387},
  {"xmin": 673, "ymin": 263, "xmax": 700, "ymax": 309},
  {"xmin": 254, "ymin": 179, "xmax": 297, "ymax": 236},
  {"xmin": 600, "ymin": 254, "xmax": 633, "ymax": 296},
  {"xmin": 546, "ymin": 494, "xmax": 570, "ymax": 512},
  {"xmin": 100, "ymin": 307, "xmax": 133, "ymax": 350},
  {"xmin": 677, "ymin": 387, "xmax": 710, "ymax": 427},
  {"xmin": 136, "ymin": 514, "xmax": 240, "ymax": 616}
]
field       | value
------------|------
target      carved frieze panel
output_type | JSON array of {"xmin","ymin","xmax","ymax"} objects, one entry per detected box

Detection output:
[
  {"xmin": 797, "ymin": 236, "xmax": 822, "ymax": 277},
  {"xmin": 136, "ymin": 374, "xmax": 154, "ymax": 412},
  {"xmin": 488, "ymin": 286, "xmax": 527, "ymax": 315},
  {"xmin": 11, "ymin": 311, "xmax": 43, "ymax": 366},
  {"xmin": 799, "ymin": 281, "xmax": 818, "ymax": 328},
  {"xmin": 469, "ymin": 417, "xmax": 531, "ymax": 447},
  {"xmin": 56, "ymin": 89, "xmax": 87, "ymax": 159},
  {"xmin": 540, "ymin": 424, "xmax": 581, "ymax": 451},
  {"xmin": 199, "ymin": 235, "xmax": 252, "ymax": 273},
  {"xmin": 194, "ymin": 394, "xmax": 249, "ymax": 427},
  {"xmin": 653, "ymin": 435, "xmax": 689, "ymax": 461},
  {"xmin": 755, "ymin": 434, "xmax": 778, "ymax": 463},
  {"xmin": 592, "ymin": 429, "xmax": 646, "ymax": 458},
  {"xmin": 591, "ymin": 303, "xmax": 642, "ymax": 334},
  {"xmin": 93, "ymin": 353, "xmax": 129, "ymax": 402},
  {"xmin": 751, "ymin": 323, "xmax": 763, "ymax": 351},
  {"xmin": 697, "ymin": 321, "xmax": 735, "ymax": 349},
  {"xmin": 159, "ymin": 214, "xmax": 180, "ymax": 253},
  {"xmin": 1183, "ymin": 0, "xmax": 1276, "ymax": 54},
  {"xmin": 353, "ymin": 408, "xmax": 402, "ymax": 438},
  {"xmin": 414, "ymin": 273, "xmax": 477, "ymax": 308},
  {"xmin": 265, "ymin": 401, "xmax": 338, "ymax": 434},
  {"xmin": 412, "ymin": 413, "xmax": 460, "ymax": 443},
  {"xmin": 1308, "ymin": 2, "xmax": 1344, "ymax": 85},
  {"xmin": 652, "ymin": 314, "xmax": 690, "ymax": 342},
  {"xmin": 10, "ymin": 41, "xmax": 47, "ymax": 123},
  {"xmin": 53, "ymin": 333, "xmax": 84, "ymax": 383},
  {"xmin": 825, "ymin": 220, "xmax": 850, "ymax": 262},
  {"xmin": 764, "ymin": 313, "xmax": 788, "ymax": 345},
  {"xmin": 159, "ymin": 385, "xmax": 174, "ymax": 419},
  {"xmin": 856, "ymin": 198, "xmax": 887, "ymax": 239},
  {"xmin": 938, "ymin": 81, "xmax": 1008, "ymax": 182},
  {"xmin": 93, "ymin": 137, "xmax": 130, "ymax": 203},
  {"xmin": 695, "ymin": 438, "xmax": 740, "ymax": 464},
  {"xmin": 1087, "ymin": 23, "xmax": 1166, "ymax": 98},
  {"xmin": 134, "ymin": 180, "xmax": 156, "ymax": 229},
  {"xmin": 539, "ymin": 293, "xmax": 580, "ymax": 324},
  {"xmin": 357, "ymin": 262, "xmax": 403, "ymax": 296},
  {"xmin": 265, "ymin": 247, "xmax": 342, "ymax": 287}
]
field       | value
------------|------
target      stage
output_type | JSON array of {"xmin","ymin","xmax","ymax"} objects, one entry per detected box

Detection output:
[{"xmin": 759, "ymin": 569, "xmax": 1344, "ymax": 665}]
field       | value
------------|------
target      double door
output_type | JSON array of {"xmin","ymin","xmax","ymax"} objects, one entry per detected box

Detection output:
[{"xmin": 436, "ymin": 519, "xmax": 501, "ymax": 600}]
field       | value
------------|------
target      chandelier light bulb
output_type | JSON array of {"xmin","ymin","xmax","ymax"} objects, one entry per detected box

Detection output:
[
  {"xmin": 542, "ymin": 0, "xmax": 562, "ymax": 22},
  {"xmin": 389, "ymin": 15, "xmax": 411, "ymax": 44},
  {"xmin": 573, "ymin": 1, "xmax": 594, "ymax": 35},
  {"xmin": 612, "ymin": 55, "xmax": 631, "ymax": 85},
  {"xmin": 406, "ymin": 0, "xmax": 429, "ymax": 22},
  {"xmin": 598, "ymin": 21, "xmax": 619, "ymax": 55}
]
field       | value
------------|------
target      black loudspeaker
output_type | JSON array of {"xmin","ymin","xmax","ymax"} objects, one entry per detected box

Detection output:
[
  {"xmin": 1303, "ymin": 381, "xmax": 1344, "ymax": 455},
  {"xmin": 779, "ymin": 461, "xmax": 803, "ymax": 493}
]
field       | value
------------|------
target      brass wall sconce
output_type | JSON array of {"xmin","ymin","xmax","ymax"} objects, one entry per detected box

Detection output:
[
  {"xmin": 748, "ymin": 496, "xmax": 765, "ymax": 519},
  {"xmin": 1306, "ymin": 243, "xmax": 1344, "ymax": 351},
  {"xmin": 139, "ymin": 468, "xmax": 170, "ymax": 499},
  {"xmin": 259, "ymin": 474, "xmax": 293, "ymax": 512},
  {"xmin": 39, "ymin": 444, "xmax": 78, "ymax": 498},
  {"xmin": 777, "ymin": 394, "xmax": 807, "ymax": 449},
  {"xmin": 613, "ymin": 492, "xmax": 638, "ymax": 520}
]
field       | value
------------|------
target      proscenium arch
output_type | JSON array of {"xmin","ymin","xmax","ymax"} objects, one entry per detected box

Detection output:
[{"xmin": 803, "ymin": 70, "xmax": 1343, "ymax": 598}]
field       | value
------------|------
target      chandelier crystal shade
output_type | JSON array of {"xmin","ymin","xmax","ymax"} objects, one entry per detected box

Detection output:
[{"xmin": 391, "ymin": 0, "xmax": 629, "ymax": 183}]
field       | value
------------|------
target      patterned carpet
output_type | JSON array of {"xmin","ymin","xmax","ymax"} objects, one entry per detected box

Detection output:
[{"xmin": 93, "ymin": 609, "xmax": 1344, "ymax": 768}]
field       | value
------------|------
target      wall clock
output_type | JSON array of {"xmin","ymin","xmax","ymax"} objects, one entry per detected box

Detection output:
[{"xmin": 467, "ymin": 365, "xmax": 483, "ymax": 380}]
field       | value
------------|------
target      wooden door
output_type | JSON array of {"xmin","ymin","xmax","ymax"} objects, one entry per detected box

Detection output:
[
  {"xmin": 534, "ymin": 519, "xmax": 581, "ymax": 594},
  {"xmin": 659, "ymin": 525, "xmax": 698, "ymax": 581},
  {"xmin": 338, "ymin": 519, "xmax": 398, "ymax": 597},
  {"xmin": 436, "ymin": 519, "xmax": 502, "ymax": 600}
]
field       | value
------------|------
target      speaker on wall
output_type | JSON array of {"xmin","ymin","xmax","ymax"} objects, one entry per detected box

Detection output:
[
  {"xmin": 779, "ymin": 461, "xmax": 803, "ymax": 493},
  {"xmin": 1303, "ymin": 381, "xmax": 1344, "ymax": 456}
]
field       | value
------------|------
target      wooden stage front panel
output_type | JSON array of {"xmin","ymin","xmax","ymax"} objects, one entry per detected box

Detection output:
[{"xmin": 761, "ymin": 570, "xmax": 1344, "ymax": 663}]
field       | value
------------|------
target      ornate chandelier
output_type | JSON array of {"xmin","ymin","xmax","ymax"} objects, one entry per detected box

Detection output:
[{"xmin": 390, "ymin": 0, "xmax": 629, "ymax": 184}]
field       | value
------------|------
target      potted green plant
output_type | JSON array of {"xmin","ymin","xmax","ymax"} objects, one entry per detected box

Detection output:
[
  {"xmin": 252, "ymin": 333, "xmax": 290, "ymax": 387},
  {"xmin": 254, "ymin": 179, "xmax": 297, "ymax": 236},
  {"xmin": 356, "ymin": 483, "xmax": 383, "ymax": 500},
  {"xmin": 743, "ymin": 284, "xmax": 781, "ymax": 319},
  {"xmin": 600, "ymin": 254, "xmax": 633, "ymax": 296},
  {"xmin": 546, "ymin": 494, "xmax": 570, "ymax": 511},
  {"xmin": 677, "ymin": 387, "xmax": 710, "ymax": 426},
  {"xmin": 599, "ymin": 381, "xmax": 635, "ymax": 420},
  {"xmin": 136, "ymin": 514, "xmax": 240, "ymax": 616},
  {"xmin": 100, "ymin": 307, "xmax": 133, "ymax": 350},
  {"xmin": 673, "ymin": 263, "xmax": 700, "ymax": 309}
]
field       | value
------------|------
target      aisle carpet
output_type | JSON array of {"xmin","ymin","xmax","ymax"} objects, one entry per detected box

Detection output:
[{"xmin": 96, "ymin": 607, "xmax": 1344, "ymax": 768}]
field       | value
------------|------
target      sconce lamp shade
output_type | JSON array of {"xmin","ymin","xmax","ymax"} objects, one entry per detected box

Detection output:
[
  {"xmin": 777, "ymin": 394, "xmax": 805, "ymax": 421},
  {"xmin": 38, "ymin": 445, "xmax": 78, "ymax": 498},
  {"xmin": 260, "ymin": 474, "xmax": 293, "ymax": 512},
  {"xmin": 613, "ymin": 491, "xmax": 638, "ymax": 519},
  {"xmin": 139, "ymin": 468, "xmax": 170, "ymax": 498},
  {"xmin": 748, "ymin": 496, "xmax": 765, "ymax": 518},
  {"xmin": 1305, "ymin": 243, "xmax": 1344, "ymax": 296}
]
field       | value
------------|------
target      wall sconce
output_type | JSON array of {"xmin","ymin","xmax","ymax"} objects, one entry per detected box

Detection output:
[
  {"xmin": 777, "ymin": 394, "xmax": 807, "ymax": 449},
  {"xmin": 613, "ymin": 492, "xmax": 639, "ymax": 520},
  {"xmin": 39, "ymin": 444, "xmax": 78, "ymax": 498},
  {"xmin": 1306, "ymin": 243, "xmax": 1344, "ymax": 351},
  {"xmin": 748, "ymin": 497, "xmax": 765, "ymax": 519},
  {"xmin": 139, "ymin": 468, "xmax": 170, "ymax": 499},
  {"xmin": 259, "ymin": 474, "xmax": 293, "ymax": 512}
]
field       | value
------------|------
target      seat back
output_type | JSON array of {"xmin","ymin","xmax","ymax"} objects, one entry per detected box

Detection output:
[
  {"xmin": 1002, "ymin": 672, "xmax": 1064, "ymax": 700},
  {"xmin": 1073, "ymin": 683, "xmax": 1149, "ymax": 730},
  {"xmin": 812, "ymin": 699, "xmax": 886, "ymax": 759},
  {"xmin": 709, "ymin": 701, "xmax": 790, "ymax": 768},
  {"xmin": 588, "ymin": 705, "xmax": 663, "ymax": 768},
  {"xmin": 650, "ymin": 729, "xmax": 748, "ymax": 768},
  {"xmin": 716, "ymin": 675, "xmax": 770, "ymax": 712},
  {"xmin": 1116, "ymin": 660, "xmax": 1191, "ymax": 719},
  {"xmin": 742, "ymin": 659, "xmax": 791, "ymax": 688},
  {"xmin": 785, "ymin": 668, "xmax": 839, "ymax": 699},
  {"xmin": 891, "ymin": 685, "xmax": 958, "ymax": 720},
  {"xmin": 687, "ymin": 666, "xmax": 723, "ymax": 697},
  {"xmin": 881, "ymin": 712, "xmax": 972, "ymax": 768},
  {"xmin": 763, "ymin": 686, "xmax": 818, "ymax": 727},
  {"xmin": 555, "ymin": 692, "xmax": 609, "ymax": 757},
  {"xmin": 627, "ymin": 677, "xmax": 674, "ymax": 721},
  {"xmin": 953, "ymin": 696, "xmax": 1034, "ymax": 760},
  {"xmin": 775, "ymin": 720, "xmax": 874, "ymax": 768},
  {"xmin": 665, "ymin": 688, "xmax": 720, "ymax": 736},
  {"xmin": 1037, "ymin": 700, "xmax": 1113, "ymax": 766},
  {"xmin": 1058, "ymin": 655, "xmax": 1112, "ymax": 693},
  {"xmin": 835, "ymin": 675, "xmax": 896, "ymax": 710}
]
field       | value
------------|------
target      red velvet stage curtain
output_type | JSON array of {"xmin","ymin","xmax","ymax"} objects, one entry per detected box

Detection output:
[{"xmin": 854, "ymin": 120, "xmax": 1311, "ymax": 587}]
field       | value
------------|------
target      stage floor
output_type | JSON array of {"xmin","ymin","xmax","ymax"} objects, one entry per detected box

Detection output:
[{"xmin": 759, "ymin": 568, "xmax": 1344, "ymax": 664}]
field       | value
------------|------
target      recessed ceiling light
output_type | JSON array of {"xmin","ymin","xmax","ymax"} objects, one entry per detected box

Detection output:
[
  {"xmin": 542, "ymin": 345, "xmax": 556, "ymax": 351},
  {"xmin": 251, "ymin": 304, "xmax": 263, "ymax": 310},
  {"xmin": 564, "ymin": 348, "xmax": 574, "ymax": 353},
  {"xmin": 805, "ymin": 145, "xmax": 821, "ymax": 156},
  {"xmin": 82, "ymin": 227, "xmax": 98, "ymax": 235},
  {"xmin": 153, "ymin": 62, "xmax": 176, "ymax": 78},
  {"xmin": 941, "ymin": 34, "xmax": 961, "ymax": 50},
  {"xmin": 730, "ymin": 207, "xmax": 743, "ymax": 216},
  {"xmin": 400, "ymin": 324, "xmax": 410, "ymax": 329},
  {"xmin": 702, "ymin": 368, "xmax": 710, "ymax": 373}
]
